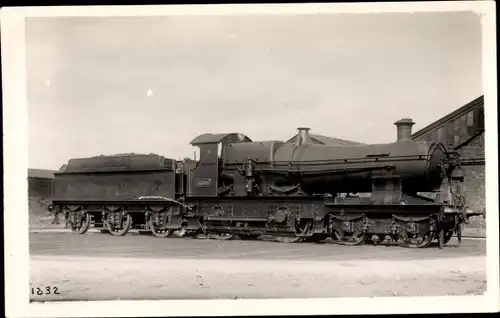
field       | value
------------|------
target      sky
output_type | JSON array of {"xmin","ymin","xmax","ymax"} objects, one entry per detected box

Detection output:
[{"xmin": 26, "ymin": 12, "xmax": 483, "ymax": 170}]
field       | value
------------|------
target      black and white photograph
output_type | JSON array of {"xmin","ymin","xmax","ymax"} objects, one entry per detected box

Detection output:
[{"xmin": 2, "ymin": 2, "xmax": 499, "ymax": 317}]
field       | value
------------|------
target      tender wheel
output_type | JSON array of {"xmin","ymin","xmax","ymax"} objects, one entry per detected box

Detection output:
[
  {"xmin": 70, "ymin": 212, "xmax": 91, "ymax": 234},
  {"xmin": 332, "ymin": 229, "xmax": 367, "ymax": 246},
  {"xmin": 149, "ymin": 217, "xmax": 174, "ymax": 238},
  {"xmin": 107, "ymin": 214, "xmax": 132, "ymax": 236}
]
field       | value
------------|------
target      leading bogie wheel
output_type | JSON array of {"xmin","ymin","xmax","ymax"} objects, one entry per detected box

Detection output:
[
  {"xmin": 401, "ymin": 231, "xmax": 434, "ymax": 248},
  {"xmin": 333, "ymin": 229, "xmax": 367, "ymax": 246}
]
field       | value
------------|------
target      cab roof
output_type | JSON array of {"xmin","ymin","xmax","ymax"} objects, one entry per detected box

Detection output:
[{"xmin": 190, "ymin": 133, "xmax": 252, "ymax": 145}]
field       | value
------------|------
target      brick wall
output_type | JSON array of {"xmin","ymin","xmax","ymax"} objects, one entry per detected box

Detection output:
[
  {"xmin": 456, "ymin": 132, "xmax": 485, "ymax": 160},
  {"xmin": 456, "ymin": 133, "xmax": 486, "ymax": 235},
  {"xmin": 461, "ymin": 165, "xmax": 486, "ymax": 232}
]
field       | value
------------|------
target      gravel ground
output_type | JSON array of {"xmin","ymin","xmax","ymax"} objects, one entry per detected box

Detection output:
[
  {"xmin": 29, "ymin": 231, "xmax": 487, "ymax": 301},
  {"xmin": 30, "ymin": 255, "xmax": 486, "ymax": 301}
]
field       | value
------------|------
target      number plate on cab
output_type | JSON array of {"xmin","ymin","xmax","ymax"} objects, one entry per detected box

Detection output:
[{"xmin": 195, "ymin": 178, "xmax": 212, "ymax": 188}]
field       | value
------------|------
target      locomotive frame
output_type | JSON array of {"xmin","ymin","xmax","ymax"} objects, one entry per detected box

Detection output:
[{"xmin": 49, "ymin": 118, "xmax": 485, "ymax": 248}]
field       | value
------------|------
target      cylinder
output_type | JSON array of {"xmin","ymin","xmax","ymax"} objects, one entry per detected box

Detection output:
[{"xmin": 394, "ymin": 118, "xmax": 415, "ymax": 142}]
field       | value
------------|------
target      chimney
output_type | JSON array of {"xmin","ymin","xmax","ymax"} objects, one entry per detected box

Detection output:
[
  {"xmin": 295, "ymin": 127, "xmax": 311, "ymax": 146},
  {"xmin": 394, "ymin": 118, "xmax": 415, "ymax": 142}
]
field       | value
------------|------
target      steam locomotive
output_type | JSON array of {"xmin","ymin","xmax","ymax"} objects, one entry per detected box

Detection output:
[{"xmin": 49, "ymin": 118, "xmax": 484, "ymax": 248}]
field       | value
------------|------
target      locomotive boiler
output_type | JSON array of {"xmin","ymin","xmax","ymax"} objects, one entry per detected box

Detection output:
[
  {"xmin": 50, "ymin": 118, "xmax": 484, "ymax": 248},
  {"xmin": 220, "ymin": 119, "xmax": 450, "ymax": 199}
]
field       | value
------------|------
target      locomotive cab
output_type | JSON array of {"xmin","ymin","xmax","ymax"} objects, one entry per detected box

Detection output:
[{"xmin": 186, "ymin": 133, "xmax": 252, "ymax": 197}]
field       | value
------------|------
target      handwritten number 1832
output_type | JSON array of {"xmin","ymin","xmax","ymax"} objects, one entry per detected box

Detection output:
[{"xmin": 31, "ymin": 286, "xmax": 60, "ymax": 296}]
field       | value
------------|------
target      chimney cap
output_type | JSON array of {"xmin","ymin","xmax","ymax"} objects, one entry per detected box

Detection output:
[
  {"xmin": 394, "ymin": 118, "xmax": 415, "ymax": 126},
  {"xmin": 297, "ymin": 127, "xmax": 311, "ymax": 131},
  {"xmin": 394, "ymin": 118, "xmax": 416, "ymax": 142}
]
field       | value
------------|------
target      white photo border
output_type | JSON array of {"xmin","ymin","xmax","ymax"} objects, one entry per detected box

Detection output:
[{"xmin": 2, "ymin": 1, "xmax": 498, "ymax": 317}]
